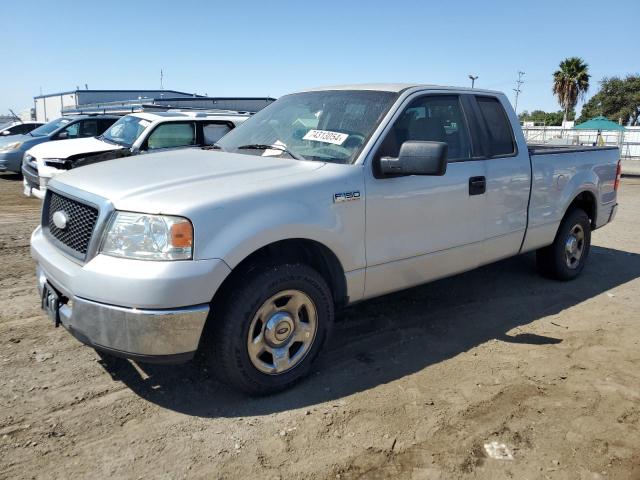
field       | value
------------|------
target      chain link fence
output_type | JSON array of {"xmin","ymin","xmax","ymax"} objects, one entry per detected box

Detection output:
[{"xmin": 522, "ymin": 126, "xmax": 640, "ymax": 159}]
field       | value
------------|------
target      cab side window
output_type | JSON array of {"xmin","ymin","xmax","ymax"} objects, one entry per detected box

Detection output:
[
  {"xmin": 11, "ymin": 124, "xmax": 31, "ymax": 134},
  {"xmin": 147, "ymin": 122, "xmax": 196, "ymax": 150},
  {"xmin": 376, "ymin": 95, "xmax": 472, "ymax": 163},
  {"xmin": 475, "ymin": 96, "xmax": 516, "ymax": 156},
  {"xmin": 79, "ymin": 120, "xmax": 99, "ymax": 137},
  {"xmin": 63, "ymin": 122, "xmax": 81, "ymax": 139}
]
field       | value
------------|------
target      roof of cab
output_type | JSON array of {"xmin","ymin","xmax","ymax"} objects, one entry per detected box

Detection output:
[
  {"xmin": 301, "ymin": 83, "xmax": 502, "ymax": 95},
  {"xmin": 127, "ymin": 111, "xmax": 250, "ymax": 122}
]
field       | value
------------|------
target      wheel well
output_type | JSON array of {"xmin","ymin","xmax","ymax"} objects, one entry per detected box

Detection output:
[
  {"xmin": 216, "ymin": 239, "xmax": 348, "ymax": 308},
  {"xmin": 567, "ymin": 191, "xmax": 597, "ymax": 229}
]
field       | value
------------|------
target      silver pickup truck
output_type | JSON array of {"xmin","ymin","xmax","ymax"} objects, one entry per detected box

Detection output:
[{"xmin": 31, "ymin": 84, "xmax": 620, "ymax": 394}]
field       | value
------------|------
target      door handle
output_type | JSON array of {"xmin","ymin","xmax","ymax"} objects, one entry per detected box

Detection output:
[{"xmin": 469, "ymin": 176, "xmax": 486, "ymax": 195}]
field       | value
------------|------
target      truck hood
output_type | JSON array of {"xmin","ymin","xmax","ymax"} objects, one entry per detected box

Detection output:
[
  {"xmin": 51, "ymin": 148, "xmax": 326, "ymax": 214},
  {"xmin": 27, "ymin": 136, "xmax": 120, "ymax": 159}
]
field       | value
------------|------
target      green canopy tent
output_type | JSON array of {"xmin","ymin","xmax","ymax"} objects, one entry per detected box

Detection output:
[
  {"xmin": 574, "ymin": 116, "xmax": 626, "ymax": 131},
  {"xmin": 573, "ymin": 116, "xmax": 626, "ymax": 146}
]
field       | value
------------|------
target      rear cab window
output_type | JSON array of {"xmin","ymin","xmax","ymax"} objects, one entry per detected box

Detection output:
[
  {"xmin": 475, "ymin": 96, "xmax": 516, "ymax": 157},
  {"xmin": 201, "ymin": 121, "xmax": 233, "ymax": 146}
]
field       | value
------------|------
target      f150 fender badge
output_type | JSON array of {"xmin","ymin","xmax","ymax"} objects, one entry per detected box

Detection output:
[{"xmin": 334, "ymin": 191, "xmax": 361, "ymax": 203}]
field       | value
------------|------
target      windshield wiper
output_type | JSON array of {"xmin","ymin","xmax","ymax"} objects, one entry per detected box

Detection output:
[
  {"xmin": 203, "ymin": 142, "xmax": 226, "ymax": 151},
  {"xmin": 100, "ymin": 136, "xmax": 126, "ymax": 147},
  {"xmin": 237, "ymin": 144, "xmax": 305, "ymax": 161}
]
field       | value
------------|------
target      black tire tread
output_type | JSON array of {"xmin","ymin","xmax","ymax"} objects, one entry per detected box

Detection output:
[
  {"xmin": 206, "ymin": 262, "xmax": 333, "ymax": 395},
  {"xmin": 536, "ymin": 208, "xmax": 591, "ymax": 281}
]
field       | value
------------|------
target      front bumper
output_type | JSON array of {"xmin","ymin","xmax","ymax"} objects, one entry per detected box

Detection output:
[
  {"xmin": 22, "ymin": 166, "xmax": 47, "ymax": 199},
  {"xmin": 37, "ymin": 265, "xmax": 209, "ymax": 363},
  {"xmin": 31, "ymin": 226, "xmax": 232, "ymax": 362},
  {"xmin": 0, "ymin": 150, "xmax": 23, "ymax": 173}
]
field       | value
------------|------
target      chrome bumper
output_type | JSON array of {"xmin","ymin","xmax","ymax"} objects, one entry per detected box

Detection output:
[{"xmin": 36, "ymin": 265, "xmax": 210, "ymax": 363}]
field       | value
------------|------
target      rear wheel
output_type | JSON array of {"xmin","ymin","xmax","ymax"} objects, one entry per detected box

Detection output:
[
  {"xmin": 205, "ymin": 263, "xmax": 333, "ymax": 395},
  {"xmin": 536, "ymin": 208, "xmax": 591, "ymax": 281}
]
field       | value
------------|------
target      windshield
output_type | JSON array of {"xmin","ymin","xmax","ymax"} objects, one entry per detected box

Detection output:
[
  {"xmin": 101, "ymin": 115, "xmax": 149, "ymax": 147},
  {"xmin": 30, "ymin": 117, "xmax": 73, "ymax": 137},
  {"xmin": 0, "ymin": 122, "xmax": 12, "ymax": 131},
  {"xmin": 217, "ymin": 90, "xmax": 398, "ymax": 164}
]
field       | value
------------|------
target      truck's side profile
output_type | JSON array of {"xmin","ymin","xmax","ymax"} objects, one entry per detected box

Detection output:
[{"xmin": 30, "ymin": 84, "xmax": 620, "ymax": 394}]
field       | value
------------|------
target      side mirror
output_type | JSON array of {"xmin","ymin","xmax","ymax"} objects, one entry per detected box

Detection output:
[
  {"xmin": 380, "ymin": 141, "xmax": 448, "ymax": 176},
  {"xmin": 56, "ymin": 131, "xmax": 68, "ymax": 140}
]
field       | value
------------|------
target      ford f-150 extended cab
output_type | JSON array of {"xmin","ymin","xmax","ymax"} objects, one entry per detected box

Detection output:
[{"xmin": 30, "ymin": 84, "xmax": 620, "ymax": 394}]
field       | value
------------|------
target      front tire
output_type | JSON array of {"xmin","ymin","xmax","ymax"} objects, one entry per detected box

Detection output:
[
  {"xmin": 536, "ymin": 208, "xmax": 591, "ymax": 281},
  {"xmin": 205, "ymin": 263, "xmax": 334, "ymax": 395}
]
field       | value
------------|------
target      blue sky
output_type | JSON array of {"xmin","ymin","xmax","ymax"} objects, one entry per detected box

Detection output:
[{"xmin": 3, "ymin": 0, "xmax": 638, "ymax": 116}]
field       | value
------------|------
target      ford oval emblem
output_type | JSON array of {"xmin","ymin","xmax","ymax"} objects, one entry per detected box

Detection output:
[{"xmin": 52, "ymin": 211, "xmax": 69, "ymax": 230}]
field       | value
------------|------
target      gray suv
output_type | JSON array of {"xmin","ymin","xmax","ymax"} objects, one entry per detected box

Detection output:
[{"xmin": 0, "ymin": 115, "xmax": 118, "ymax": 173}]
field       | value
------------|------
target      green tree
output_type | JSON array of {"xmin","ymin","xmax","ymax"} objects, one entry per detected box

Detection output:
[
  {"xmin": 519, "ymin": 109, "xmax": 573, "ymax": 126},
  {"xmin": 552, "ymin": 57, "xmax": 590, "ymax": 123},
  {"xmin": 578, "ymin": 75, "xmax": 640, "ymax": 125}
]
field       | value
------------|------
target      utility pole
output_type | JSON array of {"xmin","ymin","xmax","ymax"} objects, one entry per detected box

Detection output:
[
  {"xmin": 160, "ymin": 69, "xmax": 164, "ymax": 90},
  {"xmin": 468, "ymin": 75, "xmax": 478, "ymax": 88},
  {"xmin": 513, "ymin": 71, "xmax": 525, "ymax": 114}
]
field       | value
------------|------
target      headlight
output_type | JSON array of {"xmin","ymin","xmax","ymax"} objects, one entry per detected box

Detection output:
[
  {"xmin": 23, "ymin": 154, "xmax": 38, "ymax": 169},
  {"xmin": 43, "ymin": 158, "xmax": 67, "ymax": 168},
  {"xmin": 100, "ymin": 211, "xmax": 193, "ymax": 261},
  {"xmin": 0, "ymin": 141, "xmax": 22, "ymax": 152}
]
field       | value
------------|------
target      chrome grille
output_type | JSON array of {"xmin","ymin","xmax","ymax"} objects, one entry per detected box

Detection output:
[{"xmin": 45, "ymin": 192, "xmax": 99, "ymax": 259}]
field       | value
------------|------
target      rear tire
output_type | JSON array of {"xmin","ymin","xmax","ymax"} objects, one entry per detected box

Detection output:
[
  {"xmin": 204, "ymin": 262, "xmax": 334, "ymax": 395},
  {"xmin": 536, "ymin": 208, "xmax": 591, "ymax": 281}
]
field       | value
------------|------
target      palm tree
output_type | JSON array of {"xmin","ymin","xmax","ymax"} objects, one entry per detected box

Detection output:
[{"xmin": 552, "ymin": 57, "xmax": 590, "ymax": 123}]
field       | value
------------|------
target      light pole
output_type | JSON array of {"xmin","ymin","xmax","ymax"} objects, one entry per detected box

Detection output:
[
  {"xmin": 513, "ymin": 71, "xmax": 525, "ymax": 114},
  {"xmin": 468, "ymin": 75, "xmax": 478, "ymax": 88}
]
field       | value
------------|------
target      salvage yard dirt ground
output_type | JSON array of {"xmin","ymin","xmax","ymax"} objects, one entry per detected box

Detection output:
[{"xmin": 1, "ymin": 173, "xmax": 639, "ymax": 480}]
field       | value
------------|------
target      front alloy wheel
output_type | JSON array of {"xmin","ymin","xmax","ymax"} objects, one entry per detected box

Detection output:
[
  {"xmin": 247, "ymin": 289, "xmax": 318, "ymax": 374},
  {"xmin": 206, "ymin": 263, "xmax": 333, "ymax": 395}
]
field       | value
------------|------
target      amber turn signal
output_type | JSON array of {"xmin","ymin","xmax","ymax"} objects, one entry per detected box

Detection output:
[{"xmin": 170, "ymin": 221, "xmax": 193, "ymax": 249}]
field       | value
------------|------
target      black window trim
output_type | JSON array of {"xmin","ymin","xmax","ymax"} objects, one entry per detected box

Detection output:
[{"xmin": 472, "ymin": 95, "xmax": 519, "ymax": 159}]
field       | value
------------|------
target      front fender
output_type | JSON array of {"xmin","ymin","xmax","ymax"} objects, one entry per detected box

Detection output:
[{"xmin": 193, "ymin": 182, "xmax": 366, "ymax": 274}]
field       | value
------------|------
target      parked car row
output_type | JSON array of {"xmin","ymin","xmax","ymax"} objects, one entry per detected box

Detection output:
[
  {"xmin": 0, "ymin": 115, "xmax": 119, "ymax": 173},
  {"xmin": 29, "ymin": 84, "xmax": 620, "ymax": 394},
  {"xmin": 21, "ymin": 110, "xmax": 248, "ymax": 198}
]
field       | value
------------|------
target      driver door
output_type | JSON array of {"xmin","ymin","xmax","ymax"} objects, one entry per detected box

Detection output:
[{"xmin": 363, "ymin": 93, "xmax": 488, "ymax": 298}]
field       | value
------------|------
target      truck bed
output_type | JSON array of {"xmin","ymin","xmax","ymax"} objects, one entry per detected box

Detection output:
[{"xmin": 520, "ymin": 143, "xmax": 619, "ymax": 254}]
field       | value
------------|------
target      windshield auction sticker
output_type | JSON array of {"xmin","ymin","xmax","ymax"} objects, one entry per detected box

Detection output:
[{"xmin": 303, "ymin": 129, "xmax": 348, "ymax": 145}]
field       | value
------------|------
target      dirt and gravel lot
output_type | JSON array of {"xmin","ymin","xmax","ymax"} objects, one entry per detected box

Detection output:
[{"xmin": 1, "ymin": 173, "xmax": 639, "ymax": 480}]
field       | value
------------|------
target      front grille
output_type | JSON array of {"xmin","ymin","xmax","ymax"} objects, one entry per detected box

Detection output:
[{"xmin": 46, "ymin": 192, "xmax": 99, "ymax": 258}]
